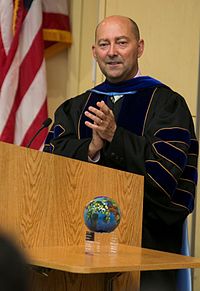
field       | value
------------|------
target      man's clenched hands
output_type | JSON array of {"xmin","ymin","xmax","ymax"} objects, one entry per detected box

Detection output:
[
  {"xmin": 85, "ymin": 101, "xmax": 117, "ymax": 159},
  {"xmin": 85, "ymin": 101, "xmax": 117, "ymax": 142}
]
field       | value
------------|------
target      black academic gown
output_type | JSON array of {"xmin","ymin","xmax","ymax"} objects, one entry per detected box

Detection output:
[{"xmin": 44, "ymin": 82, "xmax": 198, "ymax": 291}]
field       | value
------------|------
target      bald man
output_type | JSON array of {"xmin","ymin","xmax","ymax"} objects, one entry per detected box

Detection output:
[{"xmin": 44, "ymin": 15, "xmax": 198, "ymax": 291}]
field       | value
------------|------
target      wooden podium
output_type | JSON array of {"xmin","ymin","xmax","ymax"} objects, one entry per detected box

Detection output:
[
  {"xmin": 0, "ymin": 141, "xmax": 200, "ymax": 291},
  {"xmin": 0, "ymin": 141, "xmax": 144, "ymax": 290}
]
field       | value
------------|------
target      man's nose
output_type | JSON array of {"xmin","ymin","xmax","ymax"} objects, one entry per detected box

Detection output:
[{"xmin": 107, "ymin": 44, "xmax": 117, "ymax": 56}]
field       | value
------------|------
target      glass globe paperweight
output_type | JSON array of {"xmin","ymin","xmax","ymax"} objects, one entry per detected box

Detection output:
[{"xmin": 84, "ymin": 196, "xmax": 121, "ymax": 255}]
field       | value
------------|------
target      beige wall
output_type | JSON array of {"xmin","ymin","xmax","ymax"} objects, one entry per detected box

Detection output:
[
  {"xmin": 46, "ymin": 1, "xmax": 200, "ymax": 289},
  {"xmin": 46, "ymin": 0, "xmax": 99, "ymax": 119},
  {"xmin": 104, "ymin": 0, "xmax": 199, "ymax": 116}
]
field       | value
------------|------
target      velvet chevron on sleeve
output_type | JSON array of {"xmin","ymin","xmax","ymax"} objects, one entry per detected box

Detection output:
[{"xmin": 145, "ymin": 127, "xmax": 198, "ymax": 213}]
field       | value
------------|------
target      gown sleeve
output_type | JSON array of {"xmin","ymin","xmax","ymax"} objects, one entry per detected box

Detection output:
[{"xmin": 43, "ymin": 93, "xmax": 92, "ymax": 162}]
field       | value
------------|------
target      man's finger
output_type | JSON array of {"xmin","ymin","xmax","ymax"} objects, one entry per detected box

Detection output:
[
  {"xmin": 96, "ymin": 101, "xmax": 110, "ymax": 114},
  {"xmin": 85, "ymin": 120, "xmax": 99, "ymax": 130},
  {"xmin": 84, "ymin": 110, "xmax": 103, "ymax": 125},
  {"xmin": 87, "ymin": 106, "xmax": 105, "ymax": 119}
]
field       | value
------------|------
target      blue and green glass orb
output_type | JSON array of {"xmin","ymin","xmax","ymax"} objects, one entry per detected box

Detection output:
[{"xmin": 84, "ymin": 196, "xmax": 121, "ymax": 233}]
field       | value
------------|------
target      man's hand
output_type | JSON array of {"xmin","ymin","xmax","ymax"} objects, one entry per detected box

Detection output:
[
  {"xmin": 88, "ymin": 128, "xmax": 104, "ymax": 159},
  {"xmin": 84, "ymin": 101, "xmax": 117, "ymax": 142}
]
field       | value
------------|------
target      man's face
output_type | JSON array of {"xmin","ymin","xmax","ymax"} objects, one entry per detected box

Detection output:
[{"xmin": 92, "ymin": 17, "xmax": 144, "ymax": 83}]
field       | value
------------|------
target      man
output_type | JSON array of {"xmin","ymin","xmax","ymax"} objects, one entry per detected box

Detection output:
[{"xmin": 44, "ymin": 15, "xmax": 198, "ymax": 290}]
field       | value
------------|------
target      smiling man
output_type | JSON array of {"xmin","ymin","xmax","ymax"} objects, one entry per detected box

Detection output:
[
  {"xmin": 44, "ymin": 15, "xmax": 198, "ymax": 291},
  {"xmin": 92, "ymin": 16, "xmax": 144, "ymax": 83}
]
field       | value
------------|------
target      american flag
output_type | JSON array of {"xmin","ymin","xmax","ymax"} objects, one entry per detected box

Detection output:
[
  {"xmin": 42, "ymin": 0, "xmax": 72, "ymax": 57},
  {"xmin": 0, "ymin": 0, "xmax": 71, "ymax": 150}
]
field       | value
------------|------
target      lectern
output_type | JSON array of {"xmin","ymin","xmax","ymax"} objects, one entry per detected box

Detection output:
[{"xmin": 0, "ymin": 141, "xmax": 144, "ymax": 291}]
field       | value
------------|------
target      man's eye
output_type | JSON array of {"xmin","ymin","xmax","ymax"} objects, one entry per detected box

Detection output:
[
  {"xmin": 118, "ymin": 41, "xmax": 127, "ymax": 46},
  {"xmin": 99, "ymin": 43, "xmax": 108, "ymax": 48}
]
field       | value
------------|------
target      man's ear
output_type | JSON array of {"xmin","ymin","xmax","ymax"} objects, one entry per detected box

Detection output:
[
  {"xmin": 137, "ymin": 39, "xmax": 144, "ymax": 58},
  {"xmin": 92, "ymin": 45, "xmax": 97, "ymax": 60}
]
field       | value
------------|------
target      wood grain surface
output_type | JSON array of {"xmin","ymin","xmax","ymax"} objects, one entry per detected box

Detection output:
[
  {"xmin": 0, "ymin": 141, "xmax": 144, "ymax": 291},
  {"xmin": 27, "ymin": 244, "xmax": 200, "ymax": 273}
]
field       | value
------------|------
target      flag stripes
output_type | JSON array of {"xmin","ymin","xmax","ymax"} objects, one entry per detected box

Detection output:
[
  {"xmin": 0, "ymin": 0, "xmax": 71, "ymax": 149},
  {"xmin": 0, "ymin": 0, "xmax": 48, "ymax": 149}
]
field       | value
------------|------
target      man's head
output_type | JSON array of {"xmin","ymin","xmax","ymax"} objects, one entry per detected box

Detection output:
[{"xmin": 92, "ymin": 15, "xmax": 144, "ymax": 83}]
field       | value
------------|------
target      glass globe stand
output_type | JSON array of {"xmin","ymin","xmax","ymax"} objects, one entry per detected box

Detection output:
[{"xmin": 85, "ymin": 230, "xmax": 118, "ymax": 255}]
